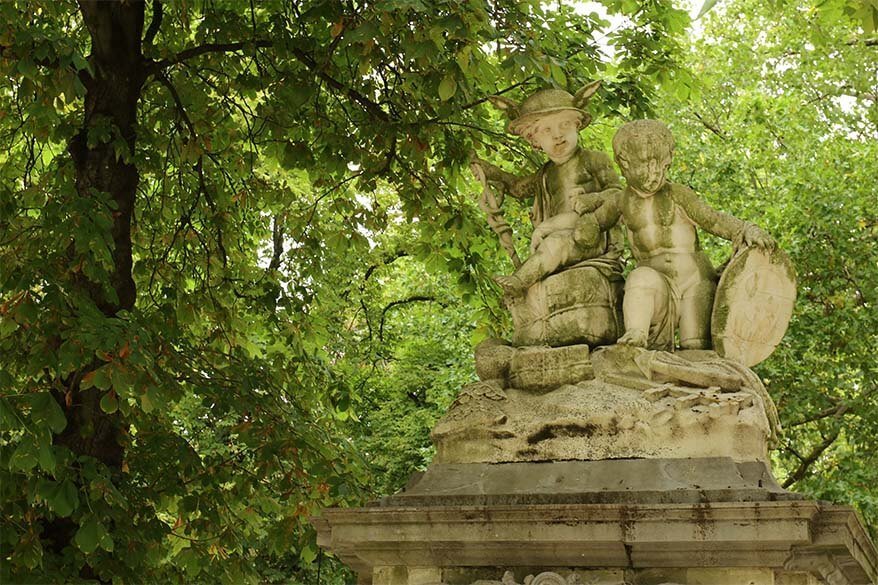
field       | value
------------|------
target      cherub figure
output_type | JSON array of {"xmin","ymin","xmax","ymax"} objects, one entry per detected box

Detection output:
[
  {"xmin": 608, "ymin": 120, "xmax": 775, "ymax": 350},
  {"xmin": 470, "ymin": 81, "xmax": 622, "ymax": 297}
]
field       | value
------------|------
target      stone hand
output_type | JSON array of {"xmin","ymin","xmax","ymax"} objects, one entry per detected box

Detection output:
[
  {"xmin": 739, "ymin": 223, "xmax": 776, "ymax": 250},
  {"xmin": 571, "ymin": 188, "xmax": 603, "ymax": 215}
]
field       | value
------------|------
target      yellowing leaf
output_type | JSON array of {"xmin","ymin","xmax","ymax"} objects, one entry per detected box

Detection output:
[{"xmin": 438, "ymin": 75, "xmax": 457, "ymax": 101}]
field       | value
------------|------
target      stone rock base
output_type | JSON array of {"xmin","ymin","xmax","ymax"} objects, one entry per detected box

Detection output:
[
  {"xmin": 435, "ymin": 344, "xmax": 779, "ymax": 464},
  {"xmin": 431, "ymin": 379, "xmax": 772, "ymax": 464}
]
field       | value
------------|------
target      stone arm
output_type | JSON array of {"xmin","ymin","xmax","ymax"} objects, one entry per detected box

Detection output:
[
  {"xmin": 571, "ymin": 152, "xmax": 623, "ymax": 218},
  {"xmin": 671, "ymin": 185, "xmax": 775, "ymax": 249},
  {"xmin": 592, "ymin": 151, "xmax": 623, "ymax": 192},
  {"xmin": 470, "ymin": 157, "xmax": 538, "ymax": 200}
]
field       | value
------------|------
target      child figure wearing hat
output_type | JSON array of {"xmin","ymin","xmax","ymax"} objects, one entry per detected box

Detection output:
[{"xmin": 471, "ymin": 82, "xmax": 622, "ymax": 297}]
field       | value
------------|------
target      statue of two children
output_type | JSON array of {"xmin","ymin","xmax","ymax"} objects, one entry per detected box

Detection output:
[{"xmin": 471, "ymin": 83, "xmax": 775, "ymax": 352}]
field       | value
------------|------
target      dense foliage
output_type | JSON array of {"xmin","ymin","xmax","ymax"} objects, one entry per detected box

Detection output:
[
  {"xmin": 0, "ymin": 0, "xmax": 874, "ymax": 582},
  {"xmin": 660, "ymin": 0, "xmax": 878, "ymax": 533},
  {"xmin": 0, "ymin": 0, "xmax": 689, "ymax": 582}
]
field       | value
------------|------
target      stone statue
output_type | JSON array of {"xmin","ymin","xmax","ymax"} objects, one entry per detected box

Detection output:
[
  {"xmin": 313, "ymin": 103, "xmax": 875, "ymax": 585},
  {"xmin": 607, "ymin": 119, "xmax": 776, "ymax": 351},
  {"xmin": 470, "ymin": 82, "xmax": 624, "ymax": 347},
  {"xmin": 430, "ymin": 118, "xmax": 796, "ymax": 464}
]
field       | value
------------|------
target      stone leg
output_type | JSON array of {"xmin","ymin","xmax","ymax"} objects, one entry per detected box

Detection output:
[
  {"xmin": 621, "ymin": 266, "xmax": 669, "ymax": 347},
  {"xmin": 510, "ymin": 229, "xmax": 578, "ymax": 291},
  {"xmin": 678, "ymin": 278, "xmax": 716, "ymax": 349}
]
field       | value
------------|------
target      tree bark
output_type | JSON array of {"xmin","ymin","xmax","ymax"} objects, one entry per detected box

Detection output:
[{"xmin": 46, "ymin": 2, "xmax": 147, "ymax": 571}]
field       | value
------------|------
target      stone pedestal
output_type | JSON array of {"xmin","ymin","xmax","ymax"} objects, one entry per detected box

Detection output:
[
  {"xmin": 312, "ymin": 347, "xmax": 876, "ymax": 585},
  {"xmin": 313, "ymin": 459, "xmax": 877, "ymax": 585}
]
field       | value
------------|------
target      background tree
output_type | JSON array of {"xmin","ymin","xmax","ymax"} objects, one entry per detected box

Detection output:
[
  {"xmin": 0, "ymin": 0, "xmax": 689, "ymax": 581},
  {"xmin": 659, "ymin": 0, "xmax": 878, "ymax": 534}
]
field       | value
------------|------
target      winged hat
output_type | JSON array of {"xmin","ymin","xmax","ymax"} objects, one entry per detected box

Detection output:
[{"xmin": 489, "ymin": 80, "xmax": 602, "ymax": 136}]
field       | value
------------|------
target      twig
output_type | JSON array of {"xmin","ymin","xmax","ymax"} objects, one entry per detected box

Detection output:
[{"xmin": 782, "ymin": 429, "xmax": 840, "ymax": 488}]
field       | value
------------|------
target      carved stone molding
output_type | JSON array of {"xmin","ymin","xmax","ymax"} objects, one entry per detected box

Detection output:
[{"xmin": 786, "ymin": 552, "xmax": 852, "ymax": 585}]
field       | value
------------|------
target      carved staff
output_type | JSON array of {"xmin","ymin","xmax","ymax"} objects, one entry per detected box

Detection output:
[{"xmin": 471, "ymin": 162, "xmax": 522, "ymax": 269}]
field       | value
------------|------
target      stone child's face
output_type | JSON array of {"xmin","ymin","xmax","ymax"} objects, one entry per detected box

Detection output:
[
  {"xmin": 529, "ymin": 111, "xmax": 581, "ymax": 162},
  {"xmin": 615, "ymin": 147, "xmax": 670, "ymax": 197}
]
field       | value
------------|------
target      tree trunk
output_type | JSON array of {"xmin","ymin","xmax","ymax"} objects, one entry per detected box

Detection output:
[{"xmin": 46, "ymin": 1, "xmax": 147, "ymax": 571}]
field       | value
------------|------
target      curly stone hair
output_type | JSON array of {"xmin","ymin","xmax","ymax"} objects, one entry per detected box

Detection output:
[{"xmin": 612, "ymin": 119, "xmax": 675, "ymax": 162}]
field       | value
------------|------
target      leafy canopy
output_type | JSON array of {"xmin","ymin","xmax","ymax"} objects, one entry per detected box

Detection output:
[{"xmin": 0, "ymin": 0, "xmax": 690, "ymax": 581}]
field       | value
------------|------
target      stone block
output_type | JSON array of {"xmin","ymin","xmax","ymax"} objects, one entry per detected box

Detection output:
[
  {"xmin": 312, "ymin": 491, "xmax": 876, "ymax": 585},
  {"xmin": 508, "ymin": 344, "xmax": 592, "ymax": 392}
]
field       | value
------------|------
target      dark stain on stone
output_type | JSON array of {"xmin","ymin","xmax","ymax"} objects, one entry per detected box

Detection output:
[
  {"xmin": 608, "ymin": 416, "xmax": 621, "ymax": 436},
  {"xmin": 527, "ymin": 422, "xmax": 598, "ymax": 444},
  {"xmin": 692, "ymin": 499, "xmax": 713, "ymax": 539},
  {"xmin": 618, "ymin": 504, "xmax": 639, "ymax": 543}
]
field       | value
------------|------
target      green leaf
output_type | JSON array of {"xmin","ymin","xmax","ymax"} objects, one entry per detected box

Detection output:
[
  {"xmin": 0, "ymin": 398, "xmax": 22, "ymax": 431},
  {"xmin": 299, "ymin": 543, "xmax": 317, "ymax": 564},
  {"xmin": 71, "ymin": 52, "xmax": 93, "ymax": 75},
  {"xmin": 12, "ymin": 533, "xmax": 43, "ymax": 570},
  {"xmin": 99, "ymin": 391, "xmax": 118, "ymax": 414},
  {"xmin": 30, "ymin": 393, "xmax": 67, "ymax": 434},
  {"xmin": 10, "ymin": 440, "xmax": 39, "ymax": 472},
  {"xmin": 695, "ymin": 0, "xmax": 721, "ymax": 19},
  {"xmin": 38, "ymin": 441, "xmax": 56, "ymax": 473},
  {"xmin": 49, "ymin": 480, "xmax": 80, "ymax": 517},
  {"xmin": 140, "ymin": 387, "xmax": 158, "ymax": 413},
  {"xmin": 74, "ymin": 516, "xmax": 107, "ymax": 554},
  {"xmin": 550, "ymin": 64, "xmax": 566, "ymax": 87},
  {"xmin": 438, "ymin": 74, "xmax": 457, "ymax": 101},
  {"xmin": 0, "ymin": 316, "xmax": 19, "ymax": 338},
  {"xmin": 100, "ymin": 532, "xmax": 114, "ymax": 552}
]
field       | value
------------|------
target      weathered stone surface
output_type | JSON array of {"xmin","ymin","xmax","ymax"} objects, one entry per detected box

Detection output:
[
  {"xmin": 370, "ymin": 566, "xmax": 797, "ymax": 585},
  {"xmin": 712, "ymin": 246, "xmax": 797, "ymax": 367},
  {"xmin": 474, "ymin": 338, "xmax": 516, "ymax": 382},
  {"xmin": 508, "ymin": 264, "xmax": 623, "ymax": 348},
  {"xmin": 379, "ymin": 459, "xmax": 793, "ymax": 507},
  {"xmin": 592, "ymin": 344, "xmax": 780, "ymax": 442},
  {"xmin": 312, "ymin": 495, "xmax": 877, "ymax": 585},
  {"xmin": 508, "ymin": 344, "xmax": 592, "ymax": 392},
  {"xmin": 431, "ymin": 365, "xmax": 772, "ymax": 464}
]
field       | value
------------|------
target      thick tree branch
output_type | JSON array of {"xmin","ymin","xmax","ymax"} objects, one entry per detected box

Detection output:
[
  {"xmin": 143, "ymin": 0, "xmax": 163, "ymax": 46},
  {"xmin": 788, "ymin": 402, "xmax": 850, "ymax": 428},
  {"xmin": 153, "ymin": 39, "xmax": 272, "ymax": 71},
  {"xmin": 379, "ymin": 295, "xmax": 439, "ymax": 342},
  {"xmin": 268, "ymin": 215, "xmax": 284, "ymax": 272},
  {"xmin": 290, "ymin": 47, "xmax": 392, "ymax": 122},
  {"xmin": 364, "ymin": 250, "xmax": 409, "ymax": 282},
  {"xmin": 156, "ymin": 73, "xmax": 196, "ymax": 138}
]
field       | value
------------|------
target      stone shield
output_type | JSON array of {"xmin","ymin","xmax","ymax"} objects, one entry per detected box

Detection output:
[{"xmin": 711, "ymin": 247, "xmax": 797, "ymax": 367}]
